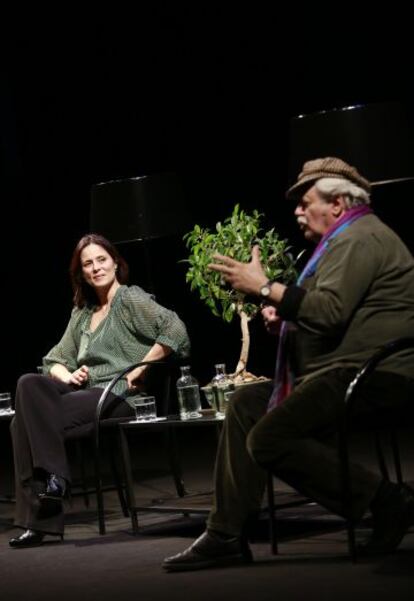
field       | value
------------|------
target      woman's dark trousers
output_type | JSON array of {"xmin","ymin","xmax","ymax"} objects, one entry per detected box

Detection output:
[{"xmin": 10, "ymin": 373, "xmax": 128, "ymax": 535}]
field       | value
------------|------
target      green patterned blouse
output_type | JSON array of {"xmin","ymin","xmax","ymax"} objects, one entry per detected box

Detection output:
[{"xmin": 42, "ymin": 285, "xmax": 190, "ymax": 396}]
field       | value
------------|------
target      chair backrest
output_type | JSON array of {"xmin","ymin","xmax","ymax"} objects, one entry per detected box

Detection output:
[
  {"xmin": 339, "ymin": 336, "xmax": 414, "ymax": 561},
  {"xmin": 95, "ymin": 359, "xmax": 179, "ymax": 430},
  {"xmin": 344, "ymin": 337, "xmax": 414, "ymax": 421},
  {"xmin": 141, "ymin": 359, "xmax": 179, "ymax": 417}
]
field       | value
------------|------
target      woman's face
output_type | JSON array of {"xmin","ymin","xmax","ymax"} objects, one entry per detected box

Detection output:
[{"xmin": 80, "ymin": 243, "xmax": 118, "ymax": 291}]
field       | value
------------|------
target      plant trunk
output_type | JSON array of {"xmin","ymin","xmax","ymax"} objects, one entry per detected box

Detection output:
[{"xmin": 234, "ymin": 307, "xmax": 250, "ymax": 378}]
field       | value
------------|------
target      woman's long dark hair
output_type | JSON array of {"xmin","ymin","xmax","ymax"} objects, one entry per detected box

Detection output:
[{"xmin": 70, "ymin": 233, "xmax": 129, "ymax": 307}]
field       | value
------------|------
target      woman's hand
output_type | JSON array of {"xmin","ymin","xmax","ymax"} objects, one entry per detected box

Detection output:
[
  {"xmin": 126, "ymin": 365, "xmax": 147, "ymax": 390},
  {"xmin": 261, "ymin": 305, "xmax": 281, "ymax": 336},
  {"xmin": 68, "ymin": 365, "xmax": 89, "ymax": 387}
]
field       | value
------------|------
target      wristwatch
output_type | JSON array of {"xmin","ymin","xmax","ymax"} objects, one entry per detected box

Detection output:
[{"xmin": 260, "ymin": 280, "xmax": 274, "ymax": 301}]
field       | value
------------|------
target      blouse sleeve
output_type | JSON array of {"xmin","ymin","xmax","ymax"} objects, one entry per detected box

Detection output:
[
  {"xmin": 42, "ymin": 307, "xmax": 82, "ymax": 374},
  {"xmin": 119, "ymin": 286, "xmax": 190, "ymax": 358}
]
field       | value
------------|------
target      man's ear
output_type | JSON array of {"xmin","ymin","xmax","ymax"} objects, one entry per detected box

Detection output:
[{"xmin": 331, "ymin": 195, "xmax": 347, "ymax": 218}]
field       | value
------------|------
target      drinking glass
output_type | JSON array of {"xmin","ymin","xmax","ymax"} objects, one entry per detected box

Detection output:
[
  {"xmin": 0, "ymin": 392, "xmax": 12, "ymax": 414},
  {"xmin": 125, "ymin": 395, "xmax": 157, "ymax": 422}
]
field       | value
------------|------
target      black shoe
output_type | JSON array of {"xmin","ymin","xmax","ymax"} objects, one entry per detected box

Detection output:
[
  {"xmin": 9, "ymin": 529, "xmax": 45, "ymax": 548},
  {"xmin": 162, "ymin": 530, "xmax": 253, "ymax": 572},
  {"xmin": 38, "ymin": 474, "xmax": 68, "ymax": 518},
  {"xmin": 9, "ymin": 529, "xmax": 63, "ymax": 549},
  {"xmin": 357, "ymin": 483, "xmax": 414, "ymax": 556}
]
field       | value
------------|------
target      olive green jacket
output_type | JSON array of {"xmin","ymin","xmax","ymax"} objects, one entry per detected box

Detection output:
[{"xmin": 278, "ymin": 214, "xmax": 414, "ymax": 381}]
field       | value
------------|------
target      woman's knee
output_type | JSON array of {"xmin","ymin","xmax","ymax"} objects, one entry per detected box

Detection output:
[
  {"xmin": 17, "ymin": 373, "xmax": 44, "ymax": 390},
  {"xmin": 15, "ymin": 373, "xmax": 49, "ymax": 409},
  {"xmin": 16, "ymin": 374, "xmax": 45, "ymax": 397}
]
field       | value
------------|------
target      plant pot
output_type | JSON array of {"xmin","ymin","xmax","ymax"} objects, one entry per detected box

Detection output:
[{"xmin": 201, "ymin": 377, "xmax": 271, "ymax": 417}]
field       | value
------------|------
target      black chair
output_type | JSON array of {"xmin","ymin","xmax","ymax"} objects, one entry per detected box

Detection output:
[
  {"xmin": 267, "ymin": 338, "xmax": 414, "ymax": 559},
  {"xmin": 339, "ymin": 337, "xmax": 414, "ymax": 561},
  {"xmin": 66, "ymin": 359, "xmax": 178, "ymax": 535}
]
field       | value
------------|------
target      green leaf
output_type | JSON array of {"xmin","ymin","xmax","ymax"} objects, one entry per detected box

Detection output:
[{"xmin": 181, "ymin": 204, "xmax": 302, "ymax": 325}]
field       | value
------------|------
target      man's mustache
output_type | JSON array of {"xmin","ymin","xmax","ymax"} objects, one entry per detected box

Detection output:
[{"xmin": 297, "ymin": 217, "xmax": 308, "ymax": 227}]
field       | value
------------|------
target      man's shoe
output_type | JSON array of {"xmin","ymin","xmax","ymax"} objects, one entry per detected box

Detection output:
[
  {"xmin": 162, "ymin": 530, "xmax": 253, "ymax": 572},
  {"xmin": 38, "ymin": 474, "xmax": 68, "ymax": 518},
  {"xmin": 9, "ymin": 529, "xmax": 63, "ymax": 549},
  {"xmin": 358, "ymin": 483, "xmax": 414, "ymax": 556},
  {"xmin": 9, "ymin": 529, "xmax": 45, "ymax": 548}
]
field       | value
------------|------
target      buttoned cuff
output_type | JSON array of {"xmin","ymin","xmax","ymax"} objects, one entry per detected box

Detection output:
[{"xmin": 277, "ymin": 285, "xmax": 306, "ymax": 320}]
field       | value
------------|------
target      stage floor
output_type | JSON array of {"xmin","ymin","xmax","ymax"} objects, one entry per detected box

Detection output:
[{"xmin": 1, "ymin": 424, "xmax": 414, "ymax": 600}]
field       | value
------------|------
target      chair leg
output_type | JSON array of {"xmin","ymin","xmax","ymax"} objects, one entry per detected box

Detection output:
[
  {"xmin": 109, "ymin": 436, "xmax": 129, "ymax": 517},
  {"xmin": 75, "ymin": 439, "xmax": 90, "ymax": 508},
  {"xmin": 267, "ymin": 471, "xmax": 278, "ymax": 555},
  {"xmin": 390, "ymin": 428, "xmax": 403, "ymax": 484},
  {"xmin": 93, "ymin": 440, "xmax": 106, "ymax": 535},
  {"xmin": 119, "ymin": 426, "xmax": 139, "ymax": 534},
  {"xmin": 374, "ymin": 430, "xmax": 390, "ymax": 481},
  {"xmin": 338, "ymin": 425, "xmax": 357, "ymax": 562}
]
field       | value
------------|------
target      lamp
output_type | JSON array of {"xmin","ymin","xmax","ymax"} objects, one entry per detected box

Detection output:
[
  {"xmin": 287, "ymin": 101, "xmax": 414, "ymax": 250},
  {"xmin": 90, "ymin": 172, "xmax": 195, "ymax": 292},
  {"xmin": 288, "ymin": 101, "xmax": 414, "ymax": 188}
]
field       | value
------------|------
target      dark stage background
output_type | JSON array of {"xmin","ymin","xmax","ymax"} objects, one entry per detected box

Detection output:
[{"xmin": 1, "ymin": 12, "xmax": 414, "ymax": 394}]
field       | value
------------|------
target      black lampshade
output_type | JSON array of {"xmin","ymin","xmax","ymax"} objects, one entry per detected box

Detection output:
[
  {"xmin": 288, "ymin": 102, "xmax": 414, "ymax": 186},
  {"xmin": 90, "ymin": 172, "xmax": 194, "ymax": 243}
]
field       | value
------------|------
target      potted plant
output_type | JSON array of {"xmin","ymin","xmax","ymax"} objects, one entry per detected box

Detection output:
[{"xmin": 183, "ymin": 204, "xmax": 300, "ymax": 385}]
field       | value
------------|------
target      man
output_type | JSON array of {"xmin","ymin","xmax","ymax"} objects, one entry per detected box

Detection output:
[{"xmin": 163, "ymin": 157, "xmax": 414, "ymax": 571}]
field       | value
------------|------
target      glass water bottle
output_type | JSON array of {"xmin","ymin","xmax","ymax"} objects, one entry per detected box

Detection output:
[
  {"xmin": 176, "ymin": 366, "xmax": 202, "ymax": 420},
  {"xmin": 211, "ymin": 363, "xmax": 235, "ymax": 418}
]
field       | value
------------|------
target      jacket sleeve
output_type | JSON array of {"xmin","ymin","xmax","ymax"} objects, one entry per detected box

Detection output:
[{"xmin": 280, "ymin": 234, "xmax": 381, "ymax": 336}]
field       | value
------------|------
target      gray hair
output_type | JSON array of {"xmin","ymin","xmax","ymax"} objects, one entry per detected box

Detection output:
[{"xmin": 315, "ymin": 177, "xmax": 371, "ymax": 207}]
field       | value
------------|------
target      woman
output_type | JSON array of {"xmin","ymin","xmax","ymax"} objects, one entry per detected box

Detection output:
[{"xmin": 9, "ymin": 233, "xmax": 190, "ymax": 547}]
